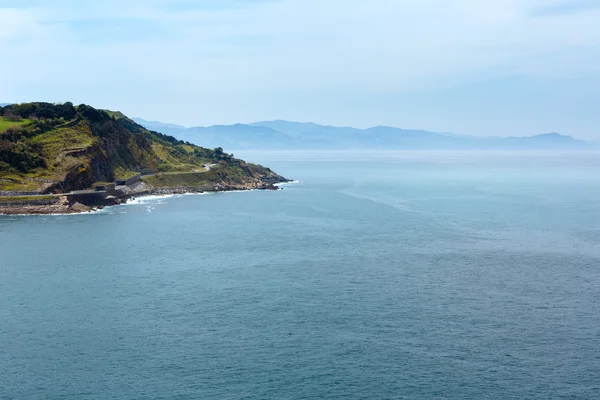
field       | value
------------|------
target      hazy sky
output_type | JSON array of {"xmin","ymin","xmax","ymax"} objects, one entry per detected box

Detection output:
[{"xmin": 1, "ymin": 0, "xmax": 599, "ymax": 139}]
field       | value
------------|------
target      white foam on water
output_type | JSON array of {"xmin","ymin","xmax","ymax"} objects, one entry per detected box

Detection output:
[
  {"xmin": 0, "ymin": 206, "xmax": 110, "ymax": 217},
  {"xmin": 1, "ymin": 187, "xmax": 286, "ymax": 217},
  {"xmin": 178, "ymin": 192, "xmax": 209, "ymax": 196},
  {"xmin": 122, "ymin": 194, "xmax": 178, "ymax": 205},
  {"xmin": 125, "ymin": 192, "xmax": 213, "ymax": 204},
  {"xmin": 275, "ymin": 180, "xmax": 301, "ymax": 187},
  {"xmin": 221, "ymin": 189, "xmax": 256, "ymax": 194}
]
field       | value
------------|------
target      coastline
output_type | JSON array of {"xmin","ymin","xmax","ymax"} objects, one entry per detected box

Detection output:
[{"xmin": 0, "ymin": 178, "xmax": 294, "ymax": 216}]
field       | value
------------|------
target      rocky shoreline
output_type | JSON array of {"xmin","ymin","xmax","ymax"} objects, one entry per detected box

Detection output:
[{"xmin": 0, "ymin": 179, "xmax": 291, "ymax": 215}]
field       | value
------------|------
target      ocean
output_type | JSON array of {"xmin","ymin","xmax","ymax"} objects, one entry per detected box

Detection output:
[{"xmin": 1, "ymin": 151, "xmax": 599, "ymax": 399}]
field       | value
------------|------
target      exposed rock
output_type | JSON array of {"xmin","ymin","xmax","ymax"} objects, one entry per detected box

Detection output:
[{"xmin": 70, "ymin": 202, "xmax": 92, "ymax": 212}]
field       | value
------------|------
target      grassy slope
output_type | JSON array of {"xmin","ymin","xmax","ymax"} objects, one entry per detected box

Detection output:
[
  {"xmin": 1, "ymin": 120, "xmax": 96, "ymax": 191},
  {"xmin": 102, "ymin": 110, "xmax": 126, "ymax": 120},
  {"xmin": 0, "ymin": 117, "xmax": 32, "ymax": 133},
  {"xmin": 1, "ymin": 121, "xmax": 214, "ymax": 191},
  {"xmin": 0, "ymin": 103, "xmax": 284, "ymax": 193}
]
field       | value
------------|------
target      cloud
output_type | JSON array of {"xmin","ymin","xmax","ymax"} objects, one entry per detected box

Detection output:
[
  {"xmin": 0, "ymin": 8, "xmax": 46, "ymax": 39},
  {"xmin": 0, "ymin": 0, "xmax": 599, "ymax": 138},
  {"xmin": 530, "ymin": 0, "xmax": 600, "ymax": 17}
]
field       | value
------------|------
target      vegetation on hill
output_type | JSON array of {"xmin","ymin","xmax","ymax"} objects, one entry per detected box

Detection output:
[{"xmin": 0, "ymin": 102, "xmax": 284, "ymax": 193}]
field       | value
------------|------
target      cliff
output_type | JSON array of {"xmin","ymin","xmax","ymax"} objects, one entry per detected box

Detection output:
[{"xmin": 0, "ymin": 102, "xmax": 288, "ymax": 196}]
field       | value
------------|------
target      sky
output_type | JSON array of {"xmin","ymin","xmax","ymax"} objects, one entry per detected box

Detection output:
[{"xmin": 1, "ymin": 0, "xmax": 599, "ymax": 139}]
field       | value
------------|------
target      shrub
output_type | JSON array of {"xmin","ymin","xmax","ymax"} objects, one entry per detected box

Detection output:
[{"xmin": 3, "ymin": 109, "xmax": 22, "ymax": 122}]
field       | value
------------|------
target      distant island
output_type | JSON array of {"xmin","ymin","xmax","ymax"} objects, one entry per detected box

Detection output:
[
  {"xmin": 0, "ymin": 103, "xmax": 289, "ymax": 214},
  {"xmin": 134, "ymin": 118, "xmax": 591, "ymax": 151}
]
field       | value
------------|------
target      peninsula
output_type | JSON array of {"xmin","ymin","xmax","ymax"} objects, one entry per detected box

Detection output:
[{"xmin": 0, "ymin": 102, "xmax": 289, "ymax": 214}]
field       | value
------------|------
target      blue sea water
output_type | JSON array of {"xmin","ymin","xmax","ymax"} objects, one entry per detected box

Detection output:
[{"xmin": 1, "ymin": 151, "xmax": 600, "ymax": 399}]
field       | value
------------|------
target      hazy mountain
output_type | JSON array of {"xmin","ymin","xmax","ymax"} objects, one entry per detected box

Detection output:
[
  {"xmin": 250, "ymin": 120, "xmax": 354, "ymax": 137},
  {"xmin": 132, "ymin": 118, "xmax": 187, "ymax": 135},
  {"xmin": 134, "ymin": 119, "xmax": 589, "ymax": 151},
  {"xmin": 185, "ymin": 124, "xmax": 294, "ymax": 150},
  {"xmin": 500, "ymin": 132, "xmax": 587, "ymax": 149},
  {"xmin": 0, "ymin": 103, "xmax": 11, "ymax": 107},
  {"xmin": 133, "ymin": 118, "xmax": 294, "ymax": 150}
]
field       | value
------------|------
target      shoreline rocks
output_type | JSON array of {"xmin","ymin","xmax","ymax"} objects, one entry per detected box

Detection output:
[{"xmin": 0, "ymin": 177, "xmax": 291, "ymax": 215}]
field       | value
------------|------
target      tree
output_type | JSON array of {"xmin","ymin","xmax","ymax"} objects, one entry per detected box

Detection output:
[
  {"xmin": 56, "ymin": 102, "xmax": 76, "ymax": 120},
  {"xmin": 3, "ymin": 109, "xmax": 22, "ymax": 122}
]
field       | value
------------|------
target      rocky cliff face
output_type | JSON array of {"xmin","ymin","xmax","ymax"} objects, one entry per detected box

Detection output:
[{"xmin": 0, "ymin": 102, "xmax": 288, "ymax": 194}]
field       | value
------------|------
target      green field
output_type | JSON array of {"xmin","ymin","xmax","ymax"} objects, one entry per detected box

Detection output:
[{"xmin": 0, "ymin": 117, "xmax": 32, "ymax": 133}]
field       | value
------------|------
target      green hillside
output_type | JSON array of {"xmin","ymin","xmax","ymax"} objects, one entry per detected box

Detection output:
[{"xmin": 0, "ymin": 102, "xmax": 285, "ymax": 193}]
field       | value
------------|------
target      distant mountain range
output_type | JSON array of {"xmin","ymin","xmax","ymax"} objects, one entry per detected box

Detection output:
[
  {"xmin": 135, "ymin": 118, "xmax": 592, "ymax": 150},
  {"xmin": 134, "ymin": 118, "xmax": 591, "ymax": 151}
]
